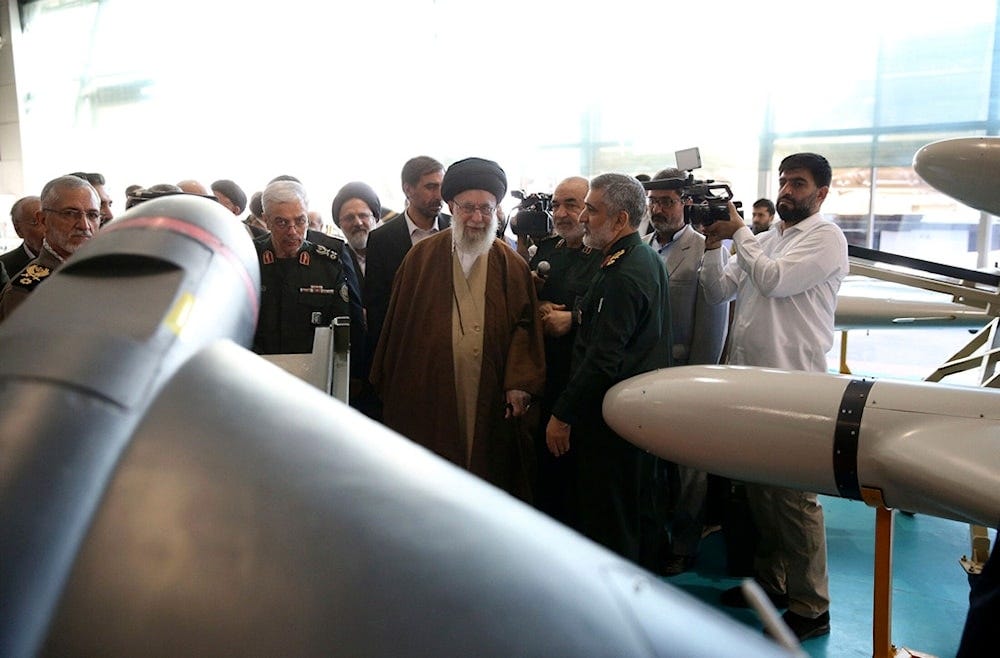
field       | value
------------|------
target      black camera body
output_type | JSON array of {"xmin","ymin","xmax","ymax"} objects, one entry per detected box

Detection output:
[
  {"xmin": 510, "ymin": 190, "xmax": 553, "ymax": 238},
  {"xmin": 682, "ymin": 177, "xmax": 743, "ymax": 227},
  {"xmin": 644, "ymin": 147, "xmax": 743, "ymax": 227}
]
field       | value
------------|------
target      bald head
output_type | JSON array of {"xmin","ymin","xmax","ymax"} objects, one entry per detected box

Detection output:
[
  {"xmin": 10, "ymin": 195, "xmax": 43, "ymax": 253},
  {"xmin": 177, "ymin": 179, "xmax": 211, "ymax": 196},
  {"xmin": 551, "ymin": 176, "xmax": 589, "ymax": 246}
]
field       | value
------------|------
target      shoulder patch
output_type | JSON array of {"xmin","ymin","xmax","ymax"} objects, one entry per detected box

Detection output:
[
  {"xmin": 601, "ymin": 248, "xmax": 626, "ymax": 268},
  {"xmin": 262, "ymin": 250, "xmax": 274, "ymax": 265},
  {"xmin": 14, "ymin": 263, "xmax": 52, "ymax": 290}
]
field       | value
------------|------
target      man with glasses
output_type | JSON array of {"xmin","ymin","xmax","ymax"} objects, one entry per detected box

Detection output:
[
  {"xmin": 1, "ymin": 195, "xmax": 43, "ymax": 277},
  {"xmin": 251, "ymin": 179, "xmax": 361, "ymax": 356},
  {"xmin": 640, "ymin": 168, "xmax": 729, "ymax": 576},
  {"xmin": 371, "ymin": 157, "xmax": 544, "ymax": 500},
  {"xmin": 331, "ymin": 181, "xmax": 380, "ymax": 416},
  {"xmin": 68, "ymin": 172, "xmax": 114, "ymax": 226},
  {"xmin": 0, "ymin": 176, "xmax": 100, "ymax": 321},
  {"xmin": 331, "ymin": 181, "xmax": 380, "ymax": 289}
]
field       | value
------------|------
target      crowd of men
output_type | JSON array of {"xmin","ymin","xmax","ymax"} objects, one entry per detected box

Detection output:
[{"xmin": 0, "ymin": 152, "xmax": 846, "ymax": 641}]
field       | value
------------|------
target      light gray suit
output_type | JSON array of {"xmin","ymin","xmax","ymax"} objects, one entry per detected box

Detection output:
[
  {"xmin": 647, "ymin": 224, "xmax": 729, "ymax": 558},
  {"xmin": 647, "ymin": 225, "xmax": 728, "ymax": 367}
]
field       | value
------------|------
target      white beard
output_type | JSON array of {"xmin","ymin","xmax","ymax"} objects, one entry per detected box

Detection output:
[{"xmin": 453, "ymin": 214, "xmax": 498, "ymax": 260}]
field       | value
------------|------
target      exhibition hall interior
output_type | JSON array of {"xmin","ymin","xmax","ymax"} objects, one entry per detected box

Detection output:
[{"xmin": 1, "ymin": 0, "xmax": 999, "ymax": 656}]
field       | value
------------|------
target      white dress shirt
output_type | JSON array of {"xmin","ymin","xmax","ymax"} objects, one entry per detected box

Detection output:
[
  {"xmin": 405, "ymin": 210, "xmax": 441, "ymax": 245},
  {"xmin": 700, "ymin": 213, "xmax": 848, "ymax": 372}
]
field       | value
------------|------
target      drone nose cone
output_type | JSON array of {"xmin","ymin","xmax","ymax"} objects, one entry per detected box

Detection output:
[{"xmin": 913, "ymin": 136, "xmax": 1000, "ymax": 216}]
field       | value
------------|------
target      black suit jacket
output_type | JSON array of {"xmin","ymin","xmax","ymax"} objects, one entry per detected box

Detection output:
[
  {"xmin": 363, "ymin": 212, "xmax": 450, "ymax": 359},
  {"xmin": 0, "ymin": 243, "xmax": 33, "ymax": 278}
]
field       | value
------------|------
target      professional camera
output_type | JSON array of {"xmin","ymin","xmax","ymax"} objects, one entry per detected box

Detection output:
[
  {"xmin": 644, "ymin": 147, "xmax": 743, "ymax": 227},
  {"xmin": 683, "ymin": 178, "xmax": 742, "ymax": 227},
  {"xmin": 509, "ymin": 190, "xmax": 553, "ymax": 238}
]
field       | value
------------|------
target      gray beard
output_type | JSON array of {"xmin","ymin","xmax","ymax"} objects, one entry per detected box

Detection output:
[
  {"xmin": 453, "ymin": 215, "xmax": 498, "ymax": 260},
  {"xmin": 346, "ymin": 229, "xmax": 368, "ymax": 252}
]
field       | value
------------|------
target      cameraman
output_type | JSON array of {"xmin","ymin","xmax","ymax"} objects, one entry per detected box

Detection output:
[
  {"xmin": 527, "ymin": 176, "xmax": 602, "ymax": 526},
  {"xmin": 641, "ymin": 168, "xmax": 730, "ymax": 576},
  {"xmin": 699, "ymin": 152, "xmax": 848, "ymax": 641}
]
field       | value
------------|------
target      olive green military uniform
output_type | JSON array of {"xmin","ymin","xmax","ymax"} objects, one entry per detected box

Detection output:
[
  {"xmin": 252, "ymin": 236, "xmax": 353, "ymax": 355},
  {"xmin": 529, "ymin": 235, "xmax": 602, "ymax": 524},
  {"xmin": 0, "ymin": 247, "xmax": 62, "ymax": 323},
  {"xmin": 551, "ymin": 231, "xmax": 672, "ymax": 561}
]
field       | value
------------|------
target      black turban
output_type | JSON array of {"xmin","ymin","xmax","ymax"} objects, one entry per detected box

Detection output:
[
  {"xmin": 331, "ymin": 182, "xmax": 381, "ymax": 226},
  {"xmin": 210, "ymin": 179, "xmax": 248, "ymax": 213},
  {"xmin": 441, "ymin": 157, "xmax": 507, "ymax": 204}
]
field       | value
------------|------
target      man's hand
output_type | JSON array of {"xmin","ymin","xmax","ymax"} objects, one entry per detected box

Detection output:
[
  {"xmin": 545, "ymin": 415, "xmax": 572, "ymax": 457},
  {"xmin": 539, "ymin": 302, "xmax": 572, "ymax": 337},
  {"xmin": 505, "ymin": 389, "xmax": 531, "ymax": 418},
  {"xmin": 703, "ymin": 201, "xmax": 746, "ymax": 249}
]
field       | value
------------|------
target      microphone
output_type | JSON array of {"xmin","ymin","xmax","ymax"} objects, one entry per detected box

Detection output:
[{"xmin": 536, "ymin": 261, "xmax": 551, "ymax": 279}]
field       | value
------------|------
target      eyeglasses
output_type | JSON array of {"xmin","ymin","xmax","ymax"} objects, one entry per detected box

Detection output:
[
  {"xmin": 339, "ymin": 211, "xmax": 373, "ymax": 224},
  {"xmin": 455, "ymin": 202, "xmax": 496, "ymax": 217},
  {"xmin": 271, "ymin": 217, "xmax": 308, "ymax": 230},
  {"xmin": 43, "ymin": 207, "xmax": 101, "ymax": 222},
  {"xmin": 648, "ymin": 197, "xmax": 681, "ymax": 209}
]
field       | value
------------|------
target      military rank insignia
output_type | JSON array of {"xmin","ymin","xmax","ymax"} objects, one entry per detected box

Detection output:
[
  {"xmin": 315, "ymin": 244, "xmax": 339, "ymax": 261},
  {"xmin": 601, "ymin": 248, "xmax": 626, "ymax": 268},
  {"xmin": 16, "ymin": 263, "xmax": 52, "ymax": 290},
  {"xmin": 262, "ymin": 250, "xmax": 274, "ymax": 265},
  {"xmin": 300, "ymin": 285, "xmax": 336, "ymax": 294},
  {"xmin": 340, "ymin": 283, "xmax": 349, "ymax": 303},
  {"xmin": 299, "ymin": 251, "xmax": 311, "ymax": 266}
]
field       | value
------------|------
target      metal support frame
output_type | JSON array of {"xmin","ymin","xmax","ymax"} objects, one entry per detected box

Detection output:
[
  {"xmin": 259, "ymin": 316, "xmax": 351, "ymax": 404},
  {"xmin": 840, "ymin": 247, "xmax": 999, "ymax": 656}
]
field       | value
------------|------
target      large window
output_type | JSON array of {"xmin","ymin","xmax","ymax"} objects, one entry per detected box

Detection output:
[{"xmin": 5, "ymin": 0, "xmax": 1000, "ymax": 270}]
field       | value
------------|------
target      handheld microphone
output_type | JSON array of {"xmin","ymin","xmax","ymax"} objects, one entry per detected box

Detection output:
[{"xmin": 536, "ymin": 261, "xmax": 551, "ymax": 278}]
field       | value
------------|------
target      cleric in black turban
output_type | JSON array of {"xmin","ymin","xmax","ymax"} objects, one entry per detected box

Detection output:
[{"xmin": 441, "ymin": 157, "xmax": 508, "ymax": 204}]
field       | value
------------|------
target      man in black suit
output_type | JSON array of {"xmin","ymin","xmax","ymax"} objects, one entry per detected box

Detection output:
[
  {"xmin": 1, "ymin": 195, "xmax": 44, "ymax": 277},
  {"xmin": 364, "ymin": 156, "xmax": 450, "ymax": 358}
]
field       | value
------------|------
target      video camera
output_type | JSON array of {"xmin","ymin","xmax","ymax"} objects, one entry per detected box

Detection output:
[
  {"xmin": 509, "ymin": 190, "xmax": 553, "ymax": 238},
  {"xmin": 645, "ymin": 147, "xmax": 743, "ymax": 227}
]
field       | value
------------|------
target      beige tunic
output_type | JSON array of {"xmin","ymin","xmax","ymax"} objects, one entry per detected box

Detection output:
[
  {"xmin": 452, "ymin": 250, "xmax": 488, "ymax": 465},
  {"xmin": 370, "ymin": 229, "xmax": 546, "ymax": 499}
]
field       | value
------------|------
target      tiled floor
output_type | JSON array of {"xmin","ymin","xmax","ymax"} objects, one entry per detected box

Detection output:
[{"xmin": 664, "ymin": 496, "xmax": 992, "ymax": 657}]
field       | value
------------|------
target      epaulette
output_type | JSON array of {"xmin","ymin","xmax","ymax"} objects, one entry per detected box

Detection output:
[
  {"xmin": 13, "ymin": 263, "xmax": 52, "ymax": 291},
  {"xmin": 314, "ymin": 244, "xmax": 340, "ymax": 262},
  {"xmin": 601, "ymin": 247, "xmax": 627, "ymax": 268}
]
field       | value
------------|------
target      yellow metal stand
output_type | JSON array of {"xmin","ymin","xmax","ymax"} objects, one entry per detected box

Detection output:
[
  {"xmin": 839, "ymin": 330, "xmax": 852, "ymax": 375},
  {"xmin": 863, "ymin": 488, "xmax": 939, "ymax": 658}
]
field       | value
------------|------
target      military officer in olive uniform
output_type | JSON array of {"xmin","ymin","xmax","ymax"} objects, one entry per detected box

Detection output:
[
  {"xmin": 0, "ymin": 176, "xmax": 100, "ymax": 322},
  {"xmin": 252, "ymin": 179, "xmax": 361, "ymax": 355},
  {"xmin": 546, "ymin": 173, "xmax": 672, "ymax": 562},
  {"xmin": 528, "ymin": 176, "xmax": 602, "ymax": 526}
]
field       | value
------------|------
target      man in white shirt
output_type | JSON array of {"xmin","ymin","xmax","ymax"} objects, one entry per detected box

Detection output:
[{"xmin": 700, "ymin": 152, "xmax": 848, "ymax": 641}]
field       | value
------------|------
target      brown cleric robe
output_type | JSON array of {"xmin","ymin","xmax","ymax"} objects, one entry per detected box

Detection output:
[{"xmin": 370, "ymin": 229, "xmax": 545, "ymax": 500}]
